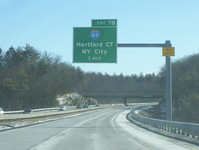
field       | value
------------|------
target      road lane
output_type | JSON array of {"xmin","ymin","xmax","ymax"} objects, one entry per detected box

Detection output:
[
  {"xmin": 0, "ymin": 108, "xmax": 123, "ymax": 150},
  {"xmin": 31, "ymin": 108, "xmax": 148, "ymax": 150},
  {"xmin": 113, "ymin": 110, "xmax": 199, "ymax": 150},
  {"xmin": 0, "ymin": 107, "xmax": 198, "ymax": 150},
  {"xmin": 31, "ymin": 107, "xmax": 198, "ymax": 150}
]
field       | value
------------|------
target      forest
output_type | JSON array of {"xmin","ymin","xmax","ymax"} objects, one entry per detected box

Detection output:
[
  {"xmin": 77, "ymin": 72, "xmax": 164, "ymax": 104},
  {"xmin": 170, "ymin": 54, "xmax": 199, "ymax": 123},
  {"xmin": 0, "ymin": 45, "xmax": 84, "ymax": 110},
  {"xmin": 0, "ymin": 45, "xmax": 199, "ymax": 123}
]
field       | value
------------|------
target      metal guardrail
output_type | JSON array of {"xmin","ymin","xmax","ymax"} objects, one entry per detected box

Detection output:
[
  {"xmin": 3, "ymin": 105, "xmax": 99, "ymax": 114},
  {"xmin": 129, "ymin": 109, "xmax": 199, "ymax": 140},
  {"xmin": 4, "ymin": 107, "xmax": 60, "ymax": 114},
  {"xmin": 0, "ymin": 105, "xmax": 112, "ymax": 125}
]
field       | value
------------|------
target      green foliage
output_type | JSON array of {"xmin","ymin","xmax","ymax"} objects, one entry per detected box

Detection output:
[
  {"xmin": 0, "ymin": 45, "xmax": 84, "ymax": 110},
  {"xmin": 1, "ymin": 78, "xmax": 17, "ymax": 93},
  {"xmin": 78, "ymin": 71, "xmax": 163, "ymax": 104},
  {"xmin": 159, "ymin": 53, "xmax": 199, "ymax": 123},
  {"xmin": 176, "ymin": 92, "xmax": 199, "ymax": 123}
]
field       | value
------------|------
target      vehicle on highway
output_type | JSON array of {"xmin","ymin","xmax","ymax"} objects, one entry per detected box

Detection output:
[
  {"xmin": 83, "ymin": 104, "xmax": 90, "ymax": 108},
  {"xmin": 59, "ymin": 106, "xmax": 66, "ymax": 111},
  {"xmin": 0, "ymin": 107, "xmax": 4, "ymax": 115},
  {"xmin": 23, "ymin": 109, "xmax": 32, "ymax": 114},
  {"xmin": 76, "ymin": 104, "xmax": 83, "ymax": 109}
]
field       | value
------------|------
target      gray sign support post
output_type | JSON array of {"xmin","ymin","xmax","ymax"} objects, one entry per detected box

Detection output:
[
  {"xmin": 165, "ymin": 41, "xmax": 172, "ymax": 121},
  {"xmin": 118, "ymin": 40, "xmax": 173, "ymax": 121}
]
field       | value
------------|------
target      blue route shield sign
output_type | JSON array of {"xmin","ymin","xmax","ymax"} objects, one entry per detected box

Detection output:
[{"xmin": 90, "ymin": 30, "xmax": 100, "ymax": 40}]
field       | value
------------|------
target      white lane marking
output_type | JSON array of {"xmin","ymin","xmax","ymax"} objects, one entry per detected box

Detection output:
[{"xmin": 31, "ymin": 109, "xmax": 117, "ymax": 150}]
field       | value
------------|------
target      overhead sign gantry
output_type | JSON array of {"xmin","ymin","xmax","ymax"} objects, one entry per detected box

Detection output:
[{"xmin": 73, "ymin": 19, "xmax": 175, "ymax": 121}]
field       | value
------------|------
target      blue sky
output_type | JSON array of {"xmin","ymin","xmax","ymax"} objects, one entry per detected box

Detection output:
[{"xmin": 1, "ymin": 0, "xmax": 199, "ymax": 75}]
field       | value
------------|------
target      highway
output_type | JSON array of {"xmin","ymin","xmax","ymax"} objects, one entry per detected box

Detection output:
[{"xmin": 0, "ymin": 107, "xmax": 198, "ymax": 150}]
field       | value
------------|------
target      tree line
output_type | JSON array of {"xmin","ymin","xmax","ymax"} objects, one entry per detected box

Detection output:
[
  {"xmin": 0, "ymin": 45, "xmax": 84, "ymax": 110},
  {"xmin": 1, "ymin": 45, "xmax": 199, "ymax": 123},
  {"xmin": 165, "ymin": 54, "xmax": 199, "ymax": 123},
  {"xmin": 82, "ymin": 53, "xmax": 199, "ymax": 123},
  {"xmin": 78, "ymin": 72, "xmax": 163, "ymax": 101},
  {"xmin": 82, "ymin": 72, "xmax": 165, "ymax": 105},
  {"xmin": 0, "ymin": 45, "xmax": 163, "ymax": 110}
]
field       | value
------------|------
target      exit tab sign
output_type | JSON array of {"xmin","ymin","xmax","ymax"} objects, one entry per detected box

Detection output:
[{"xmin": 92, "ymin": 19, "xmax": 117, "ymax": 27}]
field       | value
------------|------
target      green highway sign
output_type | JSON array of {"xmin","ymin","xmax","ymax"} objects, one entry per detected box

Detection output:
[
  {"xmin": 92, "ymin": 19, "xmax": 117, "ymax": 27},
  {"xmin": 73, "ymin": 27, "xmax": 117, "ymax": 63}
]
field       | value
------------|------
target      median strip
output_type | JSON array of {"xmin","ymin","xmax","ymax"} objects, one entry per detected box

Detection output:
[{"xmin": 0, "ymin": 105, "xmax": 112, "ymax": 131}]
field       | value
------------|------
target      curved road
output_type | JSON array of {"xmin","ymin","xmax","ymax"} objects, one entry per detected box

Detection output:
[{"xmin": 0, "ymin": 107, "xmax": 198, "ymax": 150}]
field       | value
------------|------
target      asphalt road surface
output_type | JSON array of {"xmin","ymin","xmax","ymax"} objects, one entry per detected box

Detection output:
[{"xmin": 0, "ymin": 107, "xmax": 198, "ymax": 150}]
